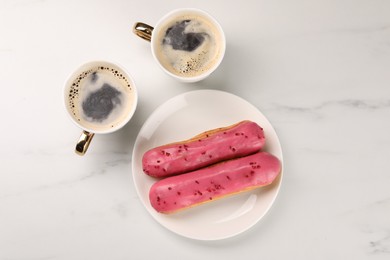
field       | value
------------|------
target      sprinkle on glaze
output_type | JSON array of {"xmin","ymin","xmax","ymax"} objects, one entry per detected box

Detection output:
[
  {"xmin": 142, "ymin": 120, "xmax": 265, "ymax": 177},
  {"xmin": 149, "ymin": 152, "xmax": 281, "ymax": 214}
]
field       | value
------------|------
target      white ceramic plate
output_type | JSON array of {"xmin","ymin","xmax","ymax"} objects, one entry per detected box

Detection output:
[{"xmin": 132, "ymin": 89, "xmax": 283, "ymax": 240}]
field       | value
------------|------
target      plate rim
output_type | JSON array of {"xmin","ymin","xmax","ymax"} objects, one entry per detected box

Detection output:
[{"xmin": 131, "ymin": 89, "xmax": 283, "ymax": 240}]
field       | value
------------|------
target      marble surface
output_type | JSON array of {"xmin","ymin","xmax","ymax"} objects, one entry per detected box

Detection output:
[{"xmin": 1, "ymin": 0, "xmax": 389, "ymax": 259}]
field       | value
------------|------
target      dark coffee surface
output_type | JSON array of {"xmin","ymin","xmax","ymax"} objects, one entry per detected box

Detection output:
[
  {"xmin": 82, "ymin": 83, "xmax": 122, "ymax": 121},
  {"xmin": 163, "ymin": 20, "xmax": 206, "ymax": 52},
  {"xmin": 155, "ymin": 15, "xmax": 222, "ymax": 77},
  {"xmin": 66, "ymin": 64, "xmax": 135, "ymax": 131}
]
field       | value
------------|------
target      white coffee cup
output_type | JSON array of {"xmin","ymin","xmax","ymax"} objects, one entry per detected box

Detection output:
[
  {"xmin": 64, "ymin": 60, "xmax": 138, "ymax": 155},
  {"xmin": 133, "ymin": 8, "xmax": 226, "ymax": 83}
]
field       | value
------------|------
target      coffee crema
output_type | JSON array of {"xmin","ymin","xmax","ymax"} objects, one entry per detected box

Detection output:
[
  {"xmin": 154, "ymin": 13, "xmax": 223, "ymax": 78},
  {"xmin": 66, "ymin": 64, "xmax": 136, "ymax": 132}
]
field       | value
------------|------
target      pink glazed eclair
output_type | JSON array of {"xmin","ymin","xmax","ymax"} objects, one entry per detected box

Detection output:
[
  {"xmin": 142, "ymin": 120, "xmax": 265, "ymax": 178},
  {"xmin": 149, "ymin": 152, "xmax": 281, "ymax": 214}
]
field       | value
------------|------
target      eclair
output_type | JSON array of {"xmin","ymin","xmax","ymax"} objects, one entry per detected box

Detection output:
[
  {"xmin": 149, "ymin": 152, "xmax": 281, "ymax": 214},
  {"xmin": 142, "ymin": 120, "xmax": 265, "ymax": 178}
]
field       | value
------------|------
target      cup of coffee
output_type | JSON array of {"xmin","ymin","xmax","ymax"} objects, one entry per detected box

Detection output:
[
  {"xmin": 133, "ymin": 8, "xmax": 226, "ymax": 83},
  {"xmin": 64, "ymin": 61, "xmax": 138, "ymax": 155}
]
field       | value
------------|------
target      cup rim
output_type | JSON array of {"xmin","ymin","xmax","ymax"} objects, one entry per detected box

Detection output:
[
  {"xmin": 151, "ymin": 8, "xmax": 226, "ymax": 83},
  {"xmin": 63, "ymin": 60, "xmax": 138, "ymax": 134}
]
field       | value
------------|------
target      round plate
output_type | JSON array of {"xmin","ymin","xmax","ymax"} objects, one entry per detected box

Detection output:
[{"xmin": 132, "ymin": 89, "xmax": 283, "ymax": 240}]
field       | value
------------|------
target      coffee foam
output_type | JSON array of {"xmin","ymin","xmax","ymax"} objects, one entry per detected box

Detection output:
[
  {"xmin": 154, "ymin": 13, "xmax": 223, "ymax": 78},
  {"xmin": 66, "ymin": 65, "xmax": 135, "ymax": 132}
]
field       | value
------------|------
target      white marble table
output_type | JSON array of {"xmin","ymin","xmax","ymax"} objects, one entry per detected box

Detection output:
[{"xmin": 1, "ymin": 0, "xmax": 389, "ymax": 259}]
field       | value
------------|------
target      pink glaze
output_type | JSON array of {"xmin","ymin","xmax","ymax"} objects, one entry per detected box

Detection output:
[
  {"xmin": 149, "ymin": 152, "xmax": 281, "ymax": 213},
  {"xmin": 142, "ymin": 120, "xmax": 265, "ymax": 177}
]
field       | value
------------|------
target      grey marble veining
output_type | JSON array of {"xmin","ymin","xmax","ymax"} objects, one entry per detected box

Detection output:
[{"xmin": 0, "ymin": 0, "xmax": 389, "ymax": 259}]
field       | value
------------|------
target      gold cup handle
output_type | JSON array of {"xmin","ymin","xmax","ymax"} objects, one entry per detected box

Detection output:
[
  {"xmin": 133, "ymin": 22, "xmax": 154, "ymax": 42},
  {"xmin": 75, "ymin": 131, "xmax": 95, "ymax": 156}
]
